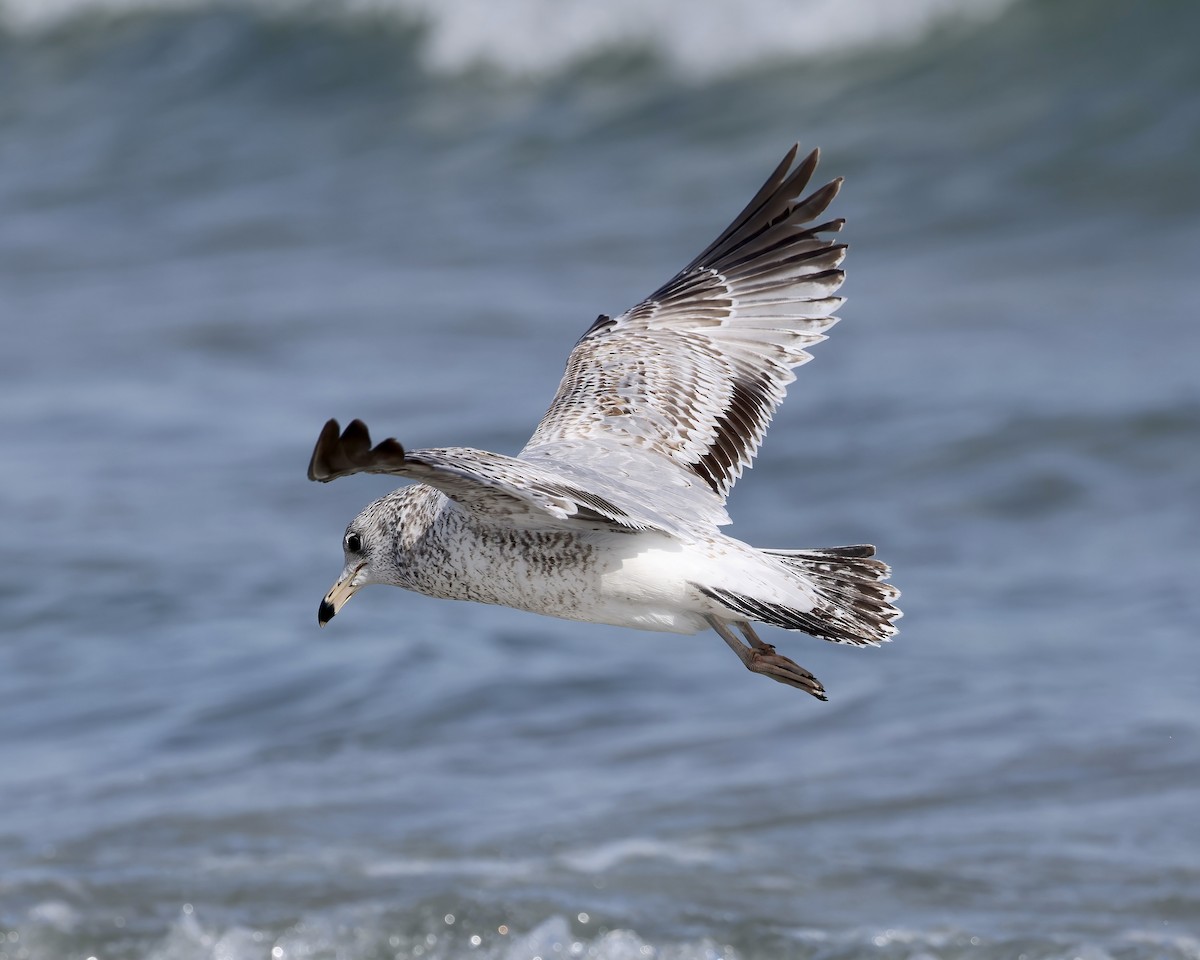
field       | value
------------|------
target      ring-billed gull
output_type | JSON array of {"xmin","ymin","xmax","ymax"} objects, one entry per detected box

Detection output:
[{"xmin": 308, "ymin": 145, "xmax": 900, "ymax": 700}]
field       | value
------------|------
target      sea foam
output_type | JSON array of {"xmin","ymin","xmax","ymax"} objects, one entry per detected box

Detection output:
[{"xmin": 1, "ymin": 0, "xmax": 1015, "ymax": 78}]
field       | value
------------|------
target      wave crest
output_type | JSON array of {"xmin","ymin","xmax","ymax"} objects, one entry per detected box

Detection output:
[{"xmin": 2, "ymin": 0, "xmax": 1016, "ymax": 78}]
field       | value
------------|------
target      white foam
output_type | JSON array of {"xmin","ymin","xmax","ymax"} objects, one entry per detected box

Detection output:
[
  {"xmin": 142, "ymin": 910, "xmax": 260, "ymax": 960},
  {"xmin": 137, "ymin": 912, "xmax": 742, "ymax": 960},
  {"xmin": 558, "ymin": 836, "xmax": 718, "ymax": 873},
  {"xmin": 14, "ymin": 908, "xmax": 1200, "ymax": 960},
  {"xmin": 0, "ymin": 0, "xmax": 197, "ymax": 29},
  {"xmin": 361, "ymin": 854, "xmax": 536, "ymax": 878},
  {"xmin": 2, "ymin": 0, "xmax": 1017, "ymax": 78},
  {"xmin": 395, "ymin": 0, "xmax": 1016, "ymax": 76},
  {"xmin": 26, "ymin": 900, "xmax": 81, "ymax": 932},
  {"xmin": 500, "ymin": 917, "xmax": 740, "ymax": 960}
]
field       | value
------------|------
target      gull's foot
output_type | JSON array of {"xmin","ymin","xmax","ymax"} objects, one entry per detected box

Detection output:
[
  {"xmin": 706, "ymin": 616, "xmax": 829, "ymax": 701},
  {"xmin": 748, "ymin": 643, "xmax": 827, "ymax": 700}
]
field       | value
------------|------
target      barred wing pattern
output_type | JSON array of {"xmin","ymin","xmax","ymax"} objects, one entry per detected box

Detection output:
[{"xmin": 522, "ymin": 145, "xmax": 846, "ymax": 507}]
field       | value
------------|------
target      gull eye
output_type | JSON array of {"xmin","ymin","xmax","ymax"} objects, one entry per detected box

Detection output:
[{"xmin": 345, "ymin": 532, "xmax": 363, "ymax": 554}]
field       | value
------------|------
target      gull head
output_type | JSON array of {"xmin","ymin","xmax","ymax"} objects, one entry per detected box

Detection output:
[{"xmin": 317, "ymin": 495, "xmax": 406, "ymax": 626}]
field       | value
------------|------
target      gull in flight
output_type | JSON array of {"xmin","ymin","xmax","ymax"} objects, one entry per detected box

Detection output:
[{"xmin": 308, "ymin": 145, "xmax": 900, "ymax": 700}]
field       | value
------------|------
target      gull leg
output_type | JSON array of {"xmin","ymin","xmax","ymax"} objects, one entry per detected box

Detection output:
[{"xmin": 706, "ymin": 616, "xmax": 828, "ymax": 701}]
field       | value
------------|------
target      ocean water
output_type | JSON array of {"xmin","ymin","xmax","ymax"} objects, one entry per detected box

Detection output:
[{"xmin": 2, "ymin": 0, "xmax": 1199, "ymax": 958}]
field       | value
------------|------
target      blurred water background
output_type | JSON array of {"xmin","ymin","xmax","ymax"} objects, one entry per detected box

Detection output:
[{"xmin": 2, "ymin": 0, "xmax": 1199, "ymax": 957}]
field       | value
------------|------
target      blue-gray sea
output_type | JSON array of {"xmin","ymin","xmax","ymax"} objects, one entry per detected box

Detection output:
[{"xmin": 2, "ymin": 0, "xmax": 1199, "ymax": 957}]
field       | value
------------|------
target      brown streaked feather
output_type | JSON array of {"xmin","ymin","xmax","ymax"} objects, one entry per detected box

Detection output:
[{"xmin": 522, "ymin": 144, "xmax": 847, "ymax": 505}]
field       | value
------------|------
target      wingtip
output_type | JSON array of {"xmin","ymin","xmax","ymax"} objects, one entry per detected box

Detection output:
[
  {"xmin": 319, "ymin": 418, "xmax": 342, "ymax": 441},
  {"xmin": 308, "ymin": 417, "xmax": 409, "ymax": 481},
  {"xmin": 341, "ymin": 418, "xmax": 373, "ymax": 457},
  {"xmin": 307, "ymin": 418, "xmax": 342, "ymax": 482}
]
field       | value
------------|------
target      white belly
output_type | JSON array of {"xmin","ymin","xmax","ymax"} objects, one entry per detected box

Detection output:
[
  {"xmin": 583, "ymin": 534, "xmax": 717, "ymax": 633},
  {"xmin": 414, "ymin": 521, "xmax": 765, "ymax": 636}
]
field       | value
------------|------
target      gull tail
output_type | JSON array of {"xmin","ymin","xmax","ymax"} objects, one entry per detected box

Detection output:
[{"xmin": 702, "ymin": 545, "xmax": 901, "ymax": 646}]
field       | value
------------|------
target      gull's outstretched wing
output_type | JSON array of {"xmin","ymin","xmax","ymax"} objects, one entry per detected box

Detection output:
[
  {"xmin": 522, "ymin": 145, "xmax": 846, "ymax": 507},
  {"xmin": 308, "ymin": 418, "xmax": 721, "ymax": 537}
]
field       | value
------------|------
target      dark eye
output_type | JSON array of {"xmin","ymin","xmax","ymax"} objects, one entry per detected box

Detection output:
[{"xmin": 345, "ymin": 532, "xmax": 363, "ymax": 553}]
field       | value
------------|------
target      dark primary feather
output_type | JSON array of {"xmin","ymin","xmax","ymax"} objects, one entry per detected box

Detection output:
[
  {"xmin": 308, "ymin": 418, "xmax": 407, "ymax": 482},
  {"xmin": 522, "ymin": 144, "xmax": 848, "ymax": 503}
]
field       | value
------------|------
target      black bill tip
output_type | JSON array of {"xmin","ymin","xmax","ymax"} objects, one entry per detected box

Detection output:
[{"xmin": 318, "ymin": 597, "xmax": 336, "ymax": 626}]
